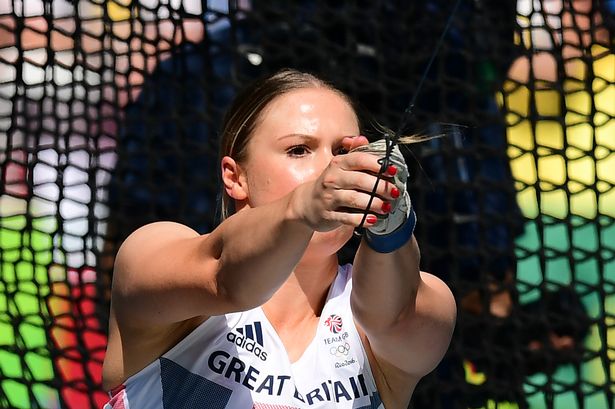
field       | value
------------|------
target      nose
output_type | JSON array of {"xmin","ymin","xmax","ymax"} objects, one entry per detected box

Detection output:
[{"xmin": 318, "ymin": 147, "xmax": 336, "ymax": 170}]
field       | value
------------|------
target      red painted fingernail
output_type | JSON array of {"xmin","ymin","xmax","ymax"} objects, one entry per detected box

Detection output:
[
  {"xmin": 366, "ymin": 215, "xmax": 377, "ymax": 224},
  {"xmin": 381, "ymin": 202, "xmax": 392, "ymax": 213},
  {"xmin": 391, "ymin": 187, "xmax": 400, "ymax": 199},
  {"xmin": 386, "ymin": 165, "xmax": 397, "ymax": 176}
]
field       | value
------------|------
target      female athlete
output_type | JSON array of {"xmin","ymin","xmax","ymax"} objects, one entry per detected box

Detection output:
[{"xmin": 102, "ymin": 69, "xmax": 456, "ymax": 409}]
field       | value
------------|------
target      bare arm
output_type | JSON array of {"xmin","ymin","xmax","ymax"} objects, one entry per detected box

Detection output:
[
  {"xmin": 103, "ymin": 135, "xmax": 408, "ymax": 387},
  {"xmin": 112, "ymin": 137, "xmax": 393, "ymax": 327},
  {"xmin": 342, "ymin": 138, "xmax": 455, "ymax": 380},
  {"xmin": 105, "ymin": 189, "xmax": 316, "ymax": 386},
  {"xmin": 112, "ymin": 195, "xmax": 313, "ymax": 327},
  {"xmin": 351, "ymin": 236, "xmax": 456, "ymax": 380}
]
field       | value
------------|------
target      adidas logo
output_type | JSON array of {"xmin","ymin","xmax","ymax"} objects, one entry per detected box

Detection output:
[{"xmin": 226, "ymin": 322, "xmax": 268, "ymax": 361}]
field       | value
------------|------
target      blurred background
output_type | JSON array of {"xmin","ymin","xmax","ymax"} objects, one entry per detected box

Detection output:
[{"xmin": 0, "ymin": 1, "xmax": 613, "ymax": 408}]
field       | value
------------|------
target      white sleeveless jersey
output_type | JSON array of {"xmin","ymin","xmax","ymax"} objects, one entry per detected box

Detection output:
[{"xmin": 105, "ymin": 264, "xmax": 385, "ymax": 409}]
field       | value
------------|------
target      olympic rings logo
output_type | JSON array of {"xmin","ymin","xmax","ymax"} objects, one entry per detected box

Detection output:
[{"xmin": 329, "ymin": 342, "xmax": 351, "ymax": 357}]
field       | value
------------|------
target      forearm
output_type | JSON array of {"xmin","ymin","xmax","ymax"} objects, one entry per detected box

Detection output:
[
  {"xmin": 204, "ymin": 193, "xmax": 314, "ymax": 310},
  {"xmin": 351, "ymin": 236, "xmax": 421, "ymax": 330}
]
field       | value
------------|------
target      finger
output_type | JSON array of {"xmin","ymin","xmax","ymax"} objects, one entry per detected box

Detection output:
[
  {"xmin": 333, "ymin": 190, "xmax": 392, "ymax": 215},
  {"xmin": 335, "ymin": 170, "xmax": 398, "ymax": 200},
  {"xmin": 333, "ymin": 151, "xmax": 382, "ymax": 174},
  {"xmin": 342, "ymin": 135, "xmax": 369, "ymax": 151},
  {"xmin": 327, "ymin": 209, "xmax": 381, "ymax": 229}
]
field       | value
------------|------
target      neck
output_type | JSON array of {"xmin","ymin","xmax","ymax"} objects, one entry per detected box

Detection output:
[{"xmin": 263, "ymin": 254, "xmax": 339, "ymax": 327}]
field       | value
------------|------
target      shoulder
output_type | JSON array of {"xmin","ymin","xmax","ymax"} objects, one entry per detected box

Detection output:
[
  {"xmin": 115, "ymin": 222, "xmax": 202, "ymax": 269},
  {"xmin": 110, "ymin": 221, "xmax": 214, "ymax": 325},
  {"xmin": 123, "ymin": 221, "xmax": 201, "ymax": 244}
]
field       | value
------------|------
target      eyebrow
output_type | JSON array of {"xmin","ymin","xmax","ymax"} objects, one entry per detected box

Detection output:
[
  {"xmin": 277, "ymin": 133, "xmax": 356, "ymax": 142},
  {"xmin": 276, "ymin": 133, "xmax": 319, "ymax": 142}
]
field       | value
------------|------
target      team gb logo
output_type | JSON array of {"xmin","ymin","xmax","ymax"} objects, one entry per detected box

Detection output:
[{"xmin": 324, "ymin": 314, "xmax": 343, "ymax": 334}]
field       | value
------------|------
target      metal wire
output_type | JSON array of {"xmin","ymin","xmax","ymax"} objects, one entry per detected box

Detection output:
[{"xmin": 357, "ymin": 0, "xmax": 463, "ymax": 229}]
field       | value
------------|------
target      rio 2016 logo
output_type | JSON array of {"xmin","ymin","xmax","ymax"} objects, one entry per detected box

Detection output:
[
  {"xmin": 330, "ymin": 342, "xmax": 351, "ymax": 357},
  {"xmin": 325, "ymin": 314, "xmax": 343, "ymax": 334}
]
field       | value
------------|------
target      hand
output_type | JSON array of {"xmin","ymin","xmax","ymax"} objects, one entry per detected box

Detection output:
[
  {"xmin": 350, "ymin": 139, "xmax": 411, "ymax": 236},
  {"xmin": 350, "ymin": 139, "xmax": 416, "ymax": 253},
  {"xmin": 289, "ymin": 136, "xmax": 398, "ymax": 232}
]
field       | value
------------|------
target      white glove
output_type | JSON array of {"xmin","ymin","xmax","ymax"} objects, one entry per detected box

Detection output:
[{"xmin": 350, "ymin": 139, "xmax": 416, "ymax": 252}]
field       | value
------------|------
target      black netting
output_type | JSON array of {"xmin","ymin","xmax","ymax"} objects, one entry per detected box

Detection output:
[{"xmin": 0, "ymin": 1, "xmax": 613, "ymax": 408}]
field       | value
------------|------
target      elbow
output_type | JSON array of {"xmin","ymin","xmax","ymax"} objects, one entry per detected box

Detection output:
[{"xmin": 418, "ymin": 273, "xmax": 457, "ymax": 342}]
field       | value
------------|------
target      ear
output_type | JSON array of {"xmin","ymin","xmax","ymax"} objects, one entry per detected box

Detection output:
[{"xmin": 221, "ymin": 156, "xmax": 248, "ymax": 201}]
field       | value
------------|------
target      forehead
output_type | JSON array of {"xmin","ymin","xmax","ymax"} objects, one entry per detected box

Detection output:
[{"xmin": 254, "ymin": 87, "xmax": 359, "ymax": 136}]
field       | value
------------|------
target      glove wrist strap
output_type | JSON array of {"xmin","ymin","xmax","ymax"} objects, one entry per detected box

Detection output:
[{"xmin": 364, "ymin": 208, "xmax": 417, "ymax": 253}]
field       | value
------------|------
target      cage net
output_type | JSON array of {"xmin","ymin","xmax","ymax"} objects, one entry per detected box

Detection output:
[{"xmin": 0, "ymin": 0, "xmax": 614, "ymax": 408}]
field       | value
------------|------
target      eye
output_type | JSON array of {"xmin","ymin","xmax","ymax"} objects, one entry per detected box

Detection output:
[
  {"xmin": 286, "ymin": 145, "xmax": 310, "ymax": 157},
  {"xmin": 335, "ymin": 147, "xmax": 349, "ymax": 156}
]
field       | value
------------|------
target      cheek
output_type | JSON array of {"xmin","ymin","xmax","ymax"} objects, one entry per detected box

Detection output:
[
  {"xmin": 286, "ymin": 163, "xmax": 318, "ymax": 185},
  {"xmin": 249, "ymin": 160, "xmax": 315, "ymax": 202}
]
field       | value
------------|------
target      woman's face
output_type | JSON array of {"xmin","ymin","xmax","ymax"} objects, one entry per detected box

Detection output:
[{"xmin": 240, "ymin": 87, "xmax": 361, "ymax": 254}]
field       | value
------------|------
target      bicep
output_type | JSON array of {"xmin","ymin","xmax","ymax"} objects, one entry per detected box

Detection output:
[
  {"xmin": 363, "ymin": 272, "xmax": 457, "ymax": 377},
  {"xmin": 111, "ymin": 221, "xmax": 231, "ymax": 327}
]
